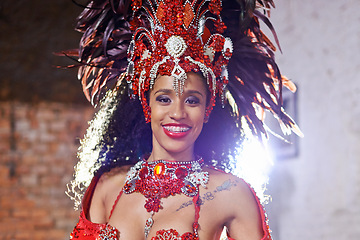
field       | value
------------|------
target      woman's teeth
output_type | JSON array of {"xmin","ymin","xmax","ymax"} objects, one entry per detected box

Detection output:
[{"xmin": 163, "ymin": 126, "xmax": 190, "ymax": 132}]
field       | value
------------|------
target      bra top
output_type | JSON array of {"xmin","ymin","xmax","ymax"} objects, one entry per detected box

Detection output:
[
  {"xmin": 70, "ymin": 175, "xmax": 200, "ymax": 240},
  {"xmin": 70, "ymin": 172, "xmax": 272, "ymax": 240}
]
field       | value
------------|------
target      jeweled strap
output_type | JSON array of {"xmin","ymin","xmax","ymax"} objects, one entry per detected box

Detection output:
[
  {"xmin": 192, "ymin": 194, "xmax": 201, "ymax": 239},
  {"xmin": 108, "ymin": 189, "xmax": 124, "ymax": 220}
]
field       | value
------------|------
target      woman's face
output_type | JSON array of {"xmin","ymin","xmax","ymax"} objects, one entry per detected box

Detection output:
[{"xmin": 149, "ymin": 72, "xmax": 208, "ymax": 157}]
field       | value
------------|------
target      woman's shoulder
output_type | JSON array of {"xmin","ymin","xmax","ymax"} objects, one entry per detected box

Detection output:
[
  {"xmin": 94, "ymin": 165, "xmax": 133, "ymax": 205},
  {"xmin": 204, "ymin": 166, "xmax": 252, "ymax": 195},
  {"xmin": 97, "ymin": 165, "xmax": 132, "ymax": 190},
  {"xmin": 87, "ymin": 165, "xmax": 132, "ymax": 223},
  {"xmin": 203, "ymin": 166, "xmax": 263, "ymax": 216}
]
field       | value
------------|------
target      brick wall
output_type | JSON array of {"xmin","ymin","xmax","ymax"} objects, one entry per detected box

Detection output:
[{"xmin": 0, "ymin": 102, "xmax": 94, "ymax": 240}]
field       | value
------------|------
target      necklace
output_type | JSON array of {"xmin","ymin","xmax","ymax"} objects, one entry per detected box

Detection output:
[{"xmin": 123, "ymin": 157, "xmax": 209, "ymax": 238}]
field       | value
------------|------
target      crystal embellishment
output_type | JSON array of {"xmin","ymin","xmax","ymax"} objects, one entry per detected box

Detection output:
[
  {"xmin": 123, "ymin": 158, "xmax": 208, "ymax": 209},
  {"xmin": 165, "ymin": 36, "xmax": 187, "ymax": 58}
]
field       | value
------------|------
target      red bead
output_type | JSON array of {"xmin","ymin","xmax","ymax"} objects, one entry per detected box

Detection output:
[
  {"xmin": 124, "ymin": 183, "xmax": 131, "ymax": 192},
  {"xmin": 175, "ymin": 167, "xmax": 188, "ymax": 179},
  {"xmin": 139, "ymin": 167, "xmax": 148, "ymax": 179},
  {"xmin": 186, "ymin": 185, "xmax": 196, "ymax": 193}
]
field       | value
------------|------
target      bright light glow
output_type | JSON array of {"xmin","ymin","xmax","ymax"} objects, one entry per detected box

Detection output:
[{"xmin": 233, "ymin": 135, "xmax": 274, "ymax": 203}]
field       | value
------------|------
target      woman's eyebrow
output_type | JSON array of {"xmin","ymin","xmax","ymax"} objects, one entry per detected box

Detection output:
[
  {"xmin": 184, "ymin": 90, "xmax": 204, "ymax": 97},
  {"xmin": 154, "ymin": 88, "xmax": 173, "ymax": 95},
  {"xmin": 154, "ymin": 88, "xmax": 204, "ymax": 97}
]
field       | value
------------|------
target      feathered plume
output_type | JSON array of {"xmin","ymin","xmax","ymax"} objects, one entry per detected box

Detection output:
[
  {"xmin": 223, "ymin": 0, "xmax": 302, "ymax": 137},
  {"xmin": 73, "ymin": 0, "xmax": 133, "ymax": 105},
  {"xmin": 64, "ymin": 0, "xmax": 301, "ymax": 137}
]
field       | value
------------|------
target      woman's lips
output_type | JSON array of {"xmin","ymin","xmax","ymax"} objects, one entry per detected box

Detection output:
[{"xmin": 162, "ymin": 124, "xmax": 191, "ymax": 139}]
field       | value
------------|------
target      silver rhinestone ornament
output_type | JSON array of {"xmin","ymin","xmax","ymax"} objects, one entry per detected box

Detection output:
[{"xmin": 165, "ymin": 35, "xmax": 187, "ymax": 58}]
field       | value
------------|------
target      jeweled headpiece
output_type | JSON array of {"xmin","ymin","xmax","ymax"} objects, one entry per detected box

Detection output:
[{"xmin": 126, "ymin": 0, "xmax": 232, "ymax": 120}]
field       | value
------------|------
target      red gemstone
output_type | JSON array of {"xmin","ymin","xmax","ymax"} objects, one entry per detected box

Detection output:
[
  {"xmin": 139, "ymin": 167, "xmax": 148, "ymax": 179},
  {"xmin": 175, "ymin": 167, "xmax": 188, "ymax": 179},
  {"xmin": 154, "ymin": 163, "xmax": 165, "ymax": 176},
  {"xmin": 124, "ymin": 183, "xmax": 131, "ymax": 192}
]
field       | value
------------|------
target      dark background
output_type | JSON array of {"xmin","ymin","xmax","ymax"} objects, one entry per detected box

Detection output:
[{"xmin": 0, "ymin": 0, "xmax": 89, "ymax": 104}]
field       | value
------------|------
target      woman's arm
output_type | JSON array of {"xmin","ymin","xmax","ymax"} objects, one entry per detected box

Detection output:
[{"xmin": 224, "ymin": 178, "xmax": 270, "ymax": 240}]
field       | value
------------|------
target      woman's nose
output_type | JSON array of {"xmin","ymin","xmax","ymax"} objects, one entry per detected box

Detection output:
[{"xmin": 169, "ymin": 101, "xmax": 186, "ymax": 120}]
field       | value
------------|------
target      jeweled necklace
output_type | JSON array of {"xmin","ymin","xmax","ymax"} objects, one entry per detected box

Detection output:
[{"xmin": 123, "ymin": 157, "xmax": 209, "ymax": 238}]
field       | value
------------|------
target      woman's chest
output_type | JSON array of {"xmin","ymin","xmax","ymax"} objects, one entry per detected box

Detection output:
[{"xmin": 106, "ymin": 192, "xmax": 225, "ymax": 239}]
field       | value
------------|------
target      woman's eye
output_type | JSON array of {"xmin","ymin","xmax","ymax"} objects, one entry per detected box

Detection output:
[
  {"xmin": 156, "ymin": 95, "xmax": 171, "ymax": 103},
  {"xmin": 185, "ymin": 96, "xmax": 200, "ymax": 105}
]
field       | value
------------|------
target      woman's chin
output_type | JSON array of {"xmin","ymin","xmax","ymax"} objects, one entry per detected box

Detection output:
[{"xmin": 161, "ymin": 144, "xmax": 191, "ymax": 155}]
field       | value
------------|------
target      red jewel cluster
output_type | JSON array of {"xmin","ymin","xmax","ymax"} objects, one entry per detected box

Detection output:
[
  {"xmin": 209, "ymin": 0, "xmax": 227, "ymax": 33},
  {"xmin": 127, "ymin": 0, "xmax": 231, "ymax": 122},
  {"xmin": 133, "ymin": 162, "xmax": 190, "ymax": 213},
  {"xmin": 209, "ymin": 0, "xmax": 222, "ymax": 15},
  {"xmin": 70, "ymin": 215, "xmax": 119, "ymax": 239},
  {"xmin": 153, "ymin": 229, "xmax": 197, "ymax": 240},
  {"xmin": 98, "ymin": 224, "xmax": 119, "ymax": 240}
]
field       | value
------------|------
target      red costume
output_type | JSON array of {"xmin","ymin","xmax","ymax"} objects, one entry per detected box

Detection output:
[{"xmin": 70, "ymin": 172, "xmax": 272, "ymax": 240}]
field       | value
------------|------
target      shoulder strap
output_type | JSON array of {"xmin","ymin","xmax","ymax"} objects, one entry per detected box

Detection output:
[
  {"xmin": 108, "ymin": 189, "xmax": 124, "ymax": 220},
  {"xmin": 192, "ymin": 194, "xmax": 201, "ymax": 238}
]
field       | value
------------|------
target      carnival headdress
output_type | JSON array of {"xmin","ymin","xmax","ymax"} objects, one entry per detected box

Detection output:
[{"xmin": 126, "ymin": 0, "xmax": 232, "ymax": 120}]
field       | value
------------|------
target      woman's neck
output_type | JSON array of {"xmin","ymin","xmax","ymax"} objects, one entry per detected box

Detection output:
[{"xmin": 148, "ymin": 145, "xmax": 195, "ymax": 163}]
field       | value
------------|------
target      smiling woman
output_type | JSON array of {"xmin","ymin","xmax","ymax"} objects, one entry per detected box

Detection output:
[{"xmin": 64, "ymin": 0, "xmax": 301, "ymax": 239}]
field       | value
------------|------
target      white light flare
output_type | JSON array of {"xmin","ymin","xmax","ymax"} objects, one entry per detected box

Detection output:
[{"xmin": 233, "ymin": 136, "xmax": 274, "ymax": 203}]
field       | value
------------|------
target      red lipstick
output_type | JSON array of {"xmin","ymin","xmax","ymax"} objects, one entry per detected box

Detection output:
[{"xmin": 162, "ymin": 123, "xmax": 191, "ymax": 139}]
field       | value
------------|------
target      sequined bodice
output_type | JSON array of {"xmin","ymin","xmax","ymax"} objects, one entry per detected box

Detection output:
[{"xmin": 69, "ymin": 175, "xmax": 200, "ymax": 240}]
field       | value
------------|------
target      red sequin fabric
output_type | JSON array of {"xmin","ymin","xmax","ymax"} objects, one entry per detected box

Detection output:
[{"xmin": 153, "ymin": 229, "xmax": 197, "ymax": 240}]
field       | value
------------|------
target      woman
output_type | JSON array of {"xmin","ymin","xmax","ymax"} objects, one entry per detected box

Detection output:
[{"xmin": 66, "ymin": 0, "xmax": 300, "ymax": 239}]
